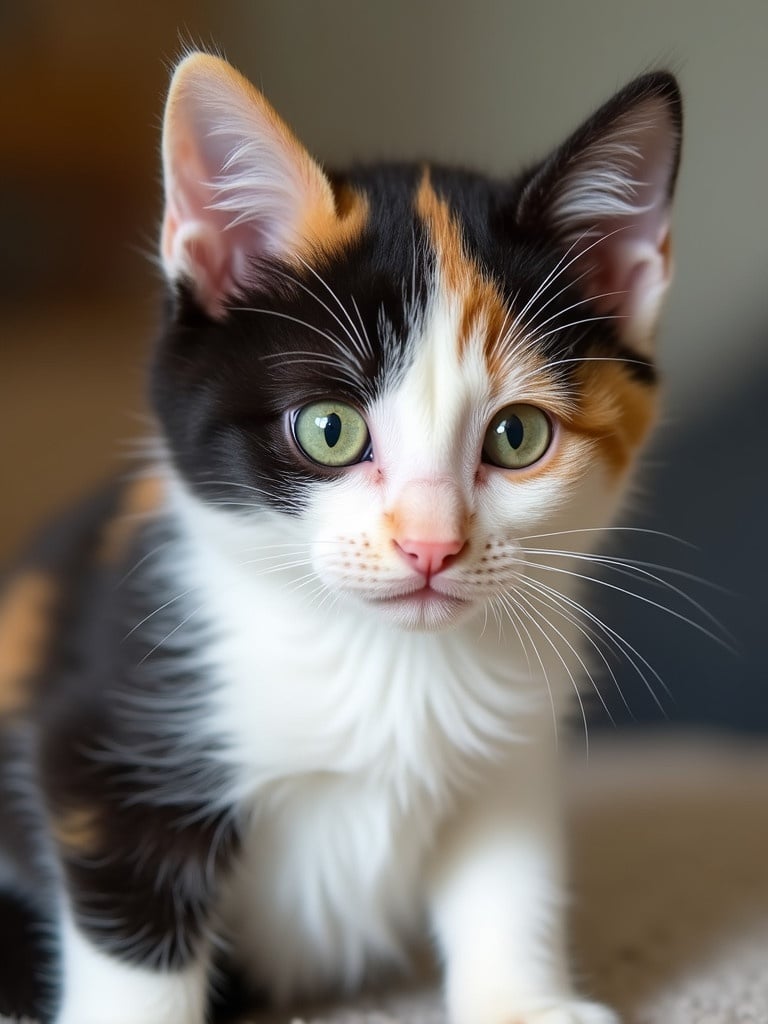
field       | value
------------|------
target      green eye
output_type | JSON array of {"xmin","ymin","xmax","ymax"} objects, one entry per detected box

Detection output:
[
  {"xmin": 482, "ymin": 404, "xmax": 552, "ymax": 469},
  {"xmin": 293, "ymin": 401, "xmax": 371, "ymax": 467}
]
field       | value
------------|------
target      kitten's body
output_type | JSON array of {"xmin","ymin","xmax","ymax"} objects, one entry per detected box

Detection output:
[{"xmin": 0, "ymin": 56, "xmax": 681, "ymax": 1024}]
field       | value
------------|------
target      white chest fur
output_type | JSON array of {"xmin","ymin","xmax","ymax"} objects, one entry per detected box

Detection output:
[
  {"xmin": 170, "ymin": 495, "xmax": 554, "ymax": 999},
  {"xmin": 220, "ymin": 770, "xmax": 431, "ymax": 999}
]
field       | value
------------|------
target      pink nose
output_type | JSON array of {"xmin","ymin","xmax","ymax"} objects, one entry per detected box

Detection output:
[{"xmin": 394, "ymin": 538, "xmax": 466, "ymax": 578}]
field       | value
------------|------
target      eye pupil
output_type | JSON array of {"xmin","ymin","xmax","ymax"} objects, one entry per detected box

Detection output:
[
  {"xmin": 504, "ymin": 415, "xmax": 524, "ymax": 450},
  {"xmin": 319, "ymin": 412, "xmax": 342, "ymax": 448}
]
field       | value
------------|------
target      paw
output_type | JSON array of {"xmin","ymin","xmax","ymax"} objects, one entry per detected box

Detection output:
[{"xmin": 505, "ymin": 999, "xmax": 619, "ymax": 1024}]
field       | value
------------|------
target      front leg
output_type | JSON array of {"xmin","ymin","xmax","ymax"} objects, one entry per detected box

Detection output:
[
  {"xmin": 57, "ymin": 906, "xmax": 209, "ymax": 1024},
  {"xmin": 428, "ymin": 745, "xmax": 617, "ymax": 1024},
  {"xmin": 50, "ymin": 793, "xmax": 238, "ymax": 1024}
]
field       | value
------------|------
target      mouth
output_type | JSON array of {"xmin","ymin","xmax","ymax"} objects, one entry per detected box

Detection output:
[
  {"xmin": 365, "ymin": 584, "xmax": 472, "ymax": 629},
  {"xmin": 371, "ymin": 584, "xmax": 467, "ymax": 606}
]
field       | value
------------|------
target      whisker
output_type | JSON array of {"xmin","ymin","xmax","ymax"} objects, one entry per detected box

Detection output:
[
  {"xmin": 514, "ymin": 262, "xmax": 617, "ymax": 338},
  {"xmin": 494, "ymin": 591, "xmax": 560, "ymax": 750},
  {"xmin": 116, "ymin": 538, "xmax": 174, "ymax": 589},
  {"xmin": 350, "ymin": 294, "xmax": 375, "ymax": 360},
  {"xmin": 239, "ymin": 260, "xmax": 369, "ymax": 368},
  {"xmin": 519, "ymin": 290, "xmax": 627, "ymax": 340},
  {"xmin": 489, "ymin": 591, "xmax": 532, "ymax": 676},
  {"xmin": 494, "ymin": 282, "xmax": 625, "ymax": 372},
  {"xmin": 514, "ymin": 574, "xmax": 632, "ymax": 721},
  {"xmin": 512, "ymin": 558, "xmax": 735, "ymax": 654},
  {"xmin": 508, "ymin": 224, "xmax": 630, "ymax": 340},
  {"xmin": 313, "ymin": 581, "xmax": 341, "ymax": 615},
  {"xmin": 138, "ymin": 604, "xmax": 204, "ymax": 665},
  {"xmin": 506, "ymin": 591, "xmax": 591, "ymax": 754},
  {"xmin": 233, "ymin": 306, "xmax": 346, "ymax": 352},
  {"xmin": 527, "ymin": 313, "xmax": 625, "ymax": 346},
  {"xmin": 293, "ymin": 254, "xmax": 372, "ymax": 364},
  {"xmin": 409, "ymin": 222, "xmax": 420, "ymax": 317},
  {"xmin": 515, "ymin": 571, "xmax": 670, "ymax": 713},
  {"xmin": 260, "ymin": 349, "xmax": 366, "ymax": 383},
  {"xmin": 515, "ymin": 526, "xmax": 696, "ymax": 548},
  {"xmin": 484, "ymin": 302, "xmax": 514, "ymax": 362},
  {"xmin": 521, "ymin": 548, "xmax": 735, "ymax": 644},
  {"xmin": 234, "ymin": 305, "xmax": 369, "ymax": 387},
  {"xmin": 282, "ymin": 569, "xmax": 324, "ymax": 593},
  {"xmin": 194, "ymin": 479, "xmax": 306, "ymax": 507},
  {"xmin": 508, "ymin": 227, "xmax": 596, "ymax": 331},
  {"xmin": 512, "ymin": 584, "xmax": 614, "ymax": 726},
  {"xmin": 238, "ymin": 557, "xmax": 314, "ymax": 575},
  {"xmin": 537, "ymin": 355, "xmax": 655, "ymax": 374},
  {"xmin": 204, "ymin": 501, "xmax": 302, "ymax": 514},
  {"xmin": 123, "ymin": 589, "xmax": 195, "ymax": 641},
  {"xmin": 237, "ymin": 541, "xmax": 316, "ymax": 552}
]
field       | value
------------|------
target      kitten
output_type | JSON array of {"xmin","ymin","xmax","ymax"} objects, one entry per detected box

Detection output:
[{"xmin": 0, "ymin": 53, "xmax": 681, "ymax": 1024}]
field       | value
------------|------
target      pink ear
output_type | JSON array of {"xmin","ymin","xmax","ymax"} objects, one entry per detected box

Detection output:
[
  {"xmin": 160, "ymin": 53, "xmax": 337, "ymax": 317},
  {"xmin": 518, "ymin": 74, "xmax": 682, "ymax": 352}
]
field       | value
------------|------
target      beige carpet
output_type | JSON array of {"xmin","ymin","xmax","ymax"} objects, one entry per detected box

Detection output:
[
  {"xmin": 4, "ymin": 735, "xmax": 767, "ymax": 1024},
  {"xmin": 247, "ymin": 736, "xmax": 768, "ymax": 1024}
]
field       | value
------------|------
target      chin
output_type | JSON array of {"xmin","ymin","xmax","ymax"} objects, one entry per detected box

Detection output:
[{"xmin": 360, "ymin": 588, "xmax": 477, "ymax": 633}]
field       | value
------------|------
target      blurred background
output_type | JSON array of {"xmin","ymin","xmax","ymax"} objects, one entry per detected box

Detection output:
[{"xmin": 1, "ymin": 0, "xmax": 766, "ymax": 731}]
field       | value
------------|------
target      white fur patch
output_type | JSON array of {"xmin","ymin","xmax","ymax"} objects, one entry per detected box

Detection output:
[{"xmin": 55, "ymin": 902, "xmax": 208, "ymax": 1024}]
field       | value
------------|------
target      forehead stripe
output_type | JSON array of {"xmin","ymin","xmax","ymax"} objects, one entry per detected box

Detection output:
[{"xmin": 415, "ymin": 171, "xmax": 524, "ymax": 386}]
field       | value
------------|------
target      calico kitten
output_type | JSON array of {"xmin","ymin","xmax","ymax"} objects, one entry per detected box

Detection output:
[{"xmin": 0, "ymin": 53, "xmax": 681, "ymax": 1024}]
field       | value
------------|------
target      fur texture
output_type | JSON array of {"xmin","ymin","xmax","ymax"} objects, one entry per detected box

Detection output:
[{"xmin": 0, "ymin": 54, "xmax": 681, "ymax": 1024}]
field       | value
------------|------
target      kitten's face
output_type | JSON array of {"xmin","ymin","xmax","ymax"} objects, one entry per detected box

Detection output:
[
  {"xmin": 283, "ymin": 182, "xmax": 655, "ymax": 632},
  {"xmin": 154, "ymin": 56, "xmax": 680, "ymax": 631}
]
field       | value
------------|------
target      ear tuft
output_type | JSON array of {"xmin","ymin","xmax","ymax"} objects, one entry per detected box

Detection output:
[
  {"xmin": 160, "ymin": 52, "xmax": 337, "ymax": 317},
  {"xmin": 517, "ymin": 72, "xmax": 682, "ymax": 352}
]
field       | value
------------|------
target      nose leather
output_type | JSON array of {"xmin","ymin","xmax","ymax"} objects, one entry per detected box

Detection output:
[
  {"xmin": 388, "ymin": 478, "xmax": 469, "ymax": 578},
  {"xmin": 393, "ymin": 537, "xmax": 466, "ymax": 578}
]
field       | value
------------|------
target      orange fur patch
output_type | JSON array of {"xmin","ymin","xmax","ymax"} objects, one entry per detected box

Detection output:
[
  {"xmin": 563, "ymin": 361, "xmax": 658, "ymax": 475},
  {"xmin": 302, "ymin": 179, "xmax": 369, "ymax": 265},
  {"xmin": 0, "ymin": 571, "xmax": 56, "ymax": 715},
  {"xmin": 52, "ymin": 805, "xmax": 102, "ymax": 856},
  {"xmin": 415, "ymin": 171, "xmax": 511, "ymax": 384},
  {"xmin": 99, "ymin": 475, "xmax": 165, "ymax": 564}
]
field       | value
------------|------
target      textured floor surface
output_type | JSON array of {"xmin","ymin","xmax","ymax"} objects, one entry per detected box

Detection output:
[{"xmin": 4, "ymin": 734, "xmax": 767, "ymax": 1024}]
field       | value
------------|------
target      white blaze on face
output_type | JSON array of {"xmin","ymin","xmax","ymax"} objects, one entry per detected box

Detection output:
[{"xmin": 372, "ymin": 288, "xmax": 478, "ymax": 546}]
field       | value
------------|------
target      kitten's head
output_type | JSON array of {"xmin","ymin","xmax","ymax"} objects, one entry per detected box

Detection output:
[{"xmin": 153, "ymin": 54, "xmax": 681, "ymax": 631}]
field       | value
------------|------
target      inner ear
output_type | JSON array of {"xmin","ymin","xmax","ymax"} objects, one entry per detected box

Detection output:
[
  {"xmin": 160, "ymin": 52, "xmax": 339, "ymax": 318},
  {"xmin": 517, "ymin": 73, "xmax": 682, "ymax": 353}
]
